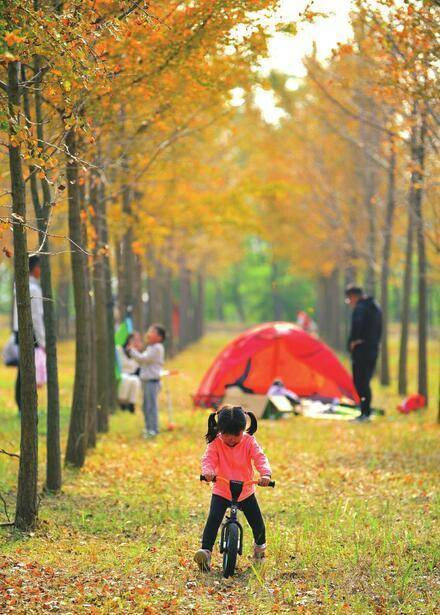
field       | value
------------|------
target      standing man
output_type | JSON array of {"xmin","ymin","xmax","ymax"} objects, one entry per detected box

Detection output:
[
  {"xmin": 13, "ymin": 255, "xmax": 45, "ymax": 411},
  {"xmin": 345, "ymin": 284, "xmax": 382, "ymax": 422}
]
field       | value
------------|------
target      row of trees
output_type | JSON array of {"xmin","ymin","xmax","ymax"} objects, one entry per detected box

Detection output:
[
  {"xmin": 0, "ymin": 0, "xmax": 438, "ymax": 531},
  {"xmin": 223, "ymin": 0, "xmax": 438, "ymax": 398},
  {"xmin": 0, "ymin": 0, "xmax": 280, "ymax": 530}
]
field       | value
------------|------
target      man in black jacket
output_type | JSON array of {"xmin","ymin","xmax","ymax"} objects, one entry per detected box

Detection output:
[{"xmin": 345, "ymin": 284, "xmax": 382, "ymax": 422}]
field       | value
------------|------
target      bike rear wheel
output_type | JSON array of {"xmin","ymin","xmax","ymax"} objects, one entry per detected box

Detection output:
[{"xmin": 222, "ymin": 523, "xmax": 239, "ymax": 578}]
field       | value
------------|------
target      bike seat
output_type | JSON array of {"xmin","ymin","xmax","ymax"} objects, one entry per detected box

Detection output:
[{"xmin": 229, "ymin": 480, "xmax": 244, "ymax": 501}]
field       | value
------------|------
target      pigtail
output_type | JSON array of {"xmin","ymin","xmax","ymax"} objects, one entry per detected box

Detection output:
[
  {"xmin": 246, "ymin": 411, "xmax": 258, "ymax": 436},
  {"xmin": 205, "ymin": 412, "xmax": 219, "ymax": 443}
]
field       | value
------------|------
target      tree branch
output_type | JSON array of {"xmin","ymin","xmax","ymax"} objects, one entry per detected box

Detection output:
[{"xmin": 0, "ymin": 448, "xmax": 20, "ymax": 459}]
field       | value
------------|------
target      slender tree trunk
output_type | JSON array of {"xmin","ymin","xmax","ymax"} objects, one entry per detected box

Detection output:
[
  {"xmin": 56, "ymin": 275, "xmax": 70, "ymax": 339},
  {"xmin": 65, "ymin": 128, "xmax": 92, "ymax": 467},
  {"xmin": 316, "ymin": 276, "xmax": 327, "ymax": 339},
  {"xmin": 231, "ymin": 265, "xmax": 246, "ymax": 323},
  {"xmin": 413, "ymin": 112, "xmax": 428, "ymax": 402},
  {"xmin": 8, "ymin": 61, "xmax": 39, "ymax": 530},
  {"xmin": 179, "ymin": 262, "xmax": 192, "ymax": 349},
  {"xmin": 91, "ymin": 170, "xmax": 109, "ymax": 432},
  {"xmin": 21, "ymin": 62, "xmax": 62, "ymax": 492},
  {"xmin": 194, "ymin": 270, "xmax": 205, "ymax": 340},
  {"xmin": 161, "ymin": 266, "xmax": 174, "ymax": 356},
  {"xmin": 379, "ymin": 136, "xmax": 396, "ymax": 386},
  {"xmin": 81, "ymin": 182, "xmax": 97, "ymax": 445},
  {"xmin": 214, "ymin": 280, "xmax": 225, "ymax": 322},
  {"xmin": 147, "ymin": 256, "xmax": 163, "ymax": 324},
  {"xmin": 100, "ymin": 181, "xmax": 117, "ymax": 411},
  {"xmin": 133, "ymin": 255, "xmax": 143, "ymax": 332},
  {"xmin": 120, "ymin": 156, "xmax": 134, "ymax": 316},
  {"xmin": 87, "ymin": 315, "xmax": 98, "ymax": 447},
  {"xmin": 398, "ymin": 120, "xmax": 417, "ymax": 396},
  {"xmin": 398, "ymin": 211, "xmax": 413, "ymax": 395},
  {"xmin": 329, "ymin": 269, "xmax": 342, "ymax": 350},
  {"xmin": 364, "ymin": 171, "xmax": 377, "ymax": 296},
  {"xmin": 116, "ymin": 239, "xmax": 124, "ymax": 319},
  {"xmin": 270, "ymin": 260, "xmax": 283, "ymax": 321}
]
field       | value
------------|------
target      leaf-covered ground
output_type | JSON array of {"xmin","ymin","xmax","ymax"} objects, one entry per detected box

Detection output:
[{"xmin": 0, "ymin": 330, "xmax": 439, "ymax": 614}]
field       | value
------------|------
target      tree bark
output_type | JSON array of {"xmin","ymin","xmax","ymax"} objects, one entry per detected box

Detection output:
[
  {"xmin": 87, "ymin": 312, "xmax": 98, "ymax": 447},
  {"xmin": 398, "ymin": 121, "xmax": 417, "ymax": 396},
  {"xmin": 161, "ymin": 265, "xmax": 174, "ymax": 356},
  {"xmin": 231, "ymin": 265, "xmax": 246, "ymax": 323},
  {"xmin": 90, "ymin": 169, "xmax": 109, "ymax": 432},
  {"xmin": 65, "ymin": 128, "xmax": 92, "ymax": 467},
  {"xmin": 21, "ymin": 62, "xmax": 62, "ymax": 493},
  {"xmin": 270, "ymin": 260, "xmax": 283, "ymax": 321},
  {"xmin": 398, "ymin": 208, "xmax": 413, "ymax": 396},
  {"xmin": 133, "ymin": 255, "xmax": 144, "ymax": 333},
  {"xmin": 316, "ymin": 276, "xmax": 327, "ymax": 339},
  {"xmin": 379, "ymin": 135, "xmax": 396, "ymax": 386},
  {"xmin": 178, "ymin": 262, "xmax": 192, "ymax": 349},
  {"xmin": 413, "ymin": 111, "xmax": 428, "ymax": 402},
  {"xmin": 194, "ymin": 270, "xmax": 205, "ymax": 340},
  {"xmin": 120, "ymin": 156, "xmax": 135, "ymax": 317},
  {"xmin": 56, "ymin": 275, "xmax": 70, "ymax": 339},
  {"xmin": 8, "ymin": 61, "xmax": 39, "ymax": 530},
  {"xmin": 100, "ymin": 181, "xmax": 117, "ymax": 411},
  {"xmin": 214, "ymin": 280, "xmax": 225, "ymax": 322}
]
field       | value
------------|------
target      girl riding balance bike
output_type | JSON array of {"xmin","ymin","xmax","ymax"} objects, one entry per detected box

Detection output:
[{"xmin": 195, "ymin": 405, "xmax": 273, "ymax": 573}]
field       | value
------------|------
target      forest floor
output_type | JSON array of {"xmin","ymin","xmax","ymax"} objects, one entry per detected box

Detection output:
[{"xmin": 0, "ymin": 328, "xmax": 439, "ymax": 614}]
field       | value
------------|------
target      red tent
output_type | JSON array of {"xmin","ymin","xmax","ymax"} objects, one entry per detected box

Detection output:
[{"xmin": 194, "ymin": 322, "xmax": 359, "ymax": 407}]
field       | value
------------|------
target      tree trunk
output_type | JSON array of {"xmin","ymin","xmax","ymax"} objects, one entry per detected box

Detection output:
[
  {"xmin": 90, "ymin": 169, "xmax": 109, "ymax": 432},
  {"xmin": 231, "ymin": 265, "xmax": 246, "ymax": 323},
  {"xmin": 21, "ymin": 62, "xmax": 62, "ymax": 493},
  {"xmin": 214, "ymin": 280, "xmax": 225, "ymax": 322},
  {"xmin": 120, "ymin": 158, "xmax": 135, "ymax": 317},
  {"xmin": 329, "ymin": 269, "xmax": 342, "ymax": 350},
  {"xmin": 270, "ymin": 261, "xmax": 283, "ymax": 321},
  {"xmin": 81, "ymin": 182, "xmax": 97, "ymax": 445},
  {"xmin": 398, "ymin": 210, "xmax": 413, "ymax": 396},
  {"xmin": 178, "ymin": 262, "xmax": 192, "ymax": 350},
  {"xmin": 133, "ymin": 255, "xmax": 143, "ymax": 332},
  {"xmin": 8, "ymin": 61, "xmax": 39, "ymax": 530},
  {"xmin": 56, "ymin": 275, "xmax": 70, "ymax": 339},
  {"xmin": 100, "ymin": 181, "xmax": 117, "ymax": 411},
  {"xmin": 194, "ymin": 270, "xmax": 205, "ymax": 340},
  {"xmin": 398, "ymin": 121, "xmax": 417, "ymax": 396},
  {"xmin": 87, "ymin": 312, "xmax": 98, "ymax": 448},
  {"xmin": 379, "ymin": 136, "xmax": 396, "ymax": 386},
  {"xmin": 65, "ymin": 128, "xmax": 92, "ymax": 467},
  {"xmin": 363, "ymin": 171, "xmax": 377, "ymax": 296},
  {"xmin": 413, "ymin": 112, "xmax": 428, "ymax": 402},
  {"xmin": 316, "ymin": 276, "xmax": 327, "ymax": 339},
  {"xmin": 161, "ymin": 266, "xmax": 174, "ymax": 356}
]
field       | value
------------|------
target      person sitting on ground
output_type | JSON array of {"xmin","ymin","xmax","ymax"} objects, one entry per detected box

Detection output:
[
  {"xmin": 116, "ymin": 332, "xmax": 142, "ymax": 413},
  {"xmin": 195, "ymin": 405, "xmax": 272, "ymax": 572},
  {"xmin": 267, "ymin": 378, "xmax": 300, "ymax": 407},
  {"xmin": 127, "ymin": 324, "xmax": 165, "ymax": 438}
]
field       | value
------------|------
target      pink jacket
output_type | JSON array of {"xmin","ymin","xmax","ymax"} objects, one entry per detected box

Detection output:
[{"xmin": 201, "ymin": 433, "xmax": 272, "ymax": 502}]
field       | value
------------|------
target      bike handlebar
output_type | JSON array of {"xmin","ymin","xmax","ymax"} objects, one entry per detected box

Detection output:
[{"xmin": 200, "ymin": 474, "xmax": 275, "ymax": 488}]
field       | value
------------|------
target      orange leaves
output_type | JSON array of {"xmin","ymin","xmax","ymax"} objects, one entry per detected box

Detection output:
[{"xmin": 4, "ymin": 31, "xmax": 25, "ymax": 46}]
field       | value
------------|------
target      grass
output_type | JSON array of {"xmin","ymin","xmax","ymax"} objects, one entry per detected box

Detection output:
[{"xmin": 0, "ymin": 327, "xmax": 439, "ymax": 614}]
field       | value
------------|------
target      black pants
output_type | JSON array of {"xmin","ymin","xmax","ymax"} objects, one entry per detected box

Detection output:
[
  {"xmin": 202, "ymin": 494, "xmax": 265, "ymax": 551},
  {"xmin": 352, "ymin": 355, "xmax": 377, "ymax": 417}
]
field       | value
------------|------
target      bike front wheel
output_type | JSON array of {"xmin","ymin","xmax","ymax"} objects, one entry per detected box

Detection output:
[{"xmin": 222, "ymin": 523, "xmax": 239, "ymax": 578}]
